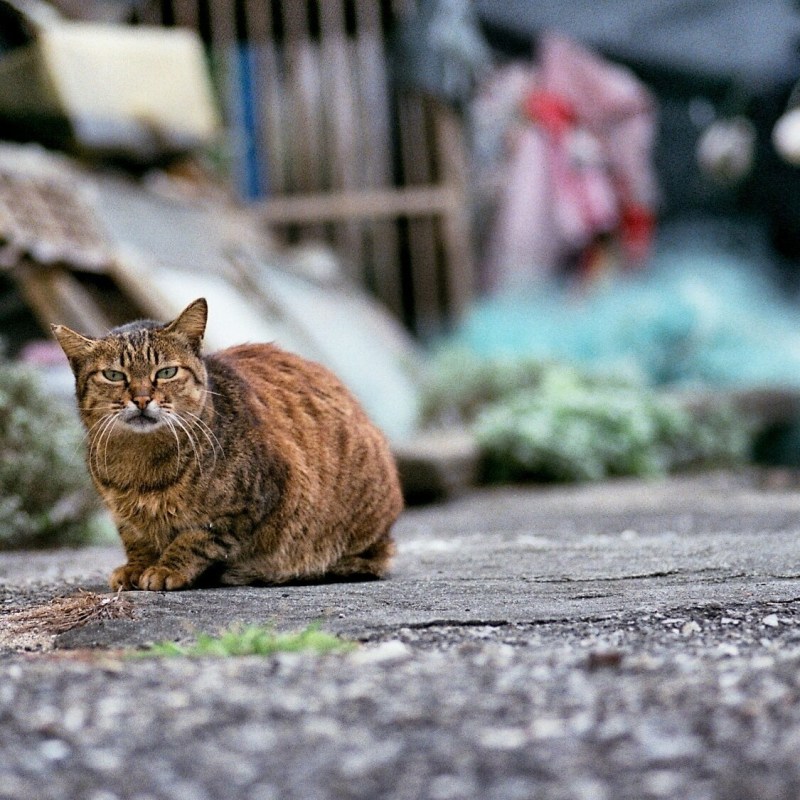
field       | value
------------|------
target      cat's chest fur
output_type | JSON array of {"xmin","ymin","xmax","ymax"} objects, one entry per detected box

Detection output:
[
  {"xmin": 102, "ymin": 479, "xmax": 202, "ymax": 547},
  {"xmin": 106, "ymin": 484, "xmax": 183, "ymax": 525}
]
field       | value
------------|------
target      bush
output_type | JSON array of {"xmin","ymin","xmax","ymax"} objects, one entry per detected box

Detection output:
[
  {"xmin": 423, "ymin": 350, "xmax": 751, "ymax": 482},
  {"xmin": 0, "ymin": 357, "xmax": 101, "ymax": 549}
]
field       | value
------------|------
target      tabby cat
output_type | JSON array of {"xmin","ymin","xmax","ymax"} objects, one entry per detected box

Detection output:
[{"xmin": 52, "ymin": 298, "xmax": 403, "ymax": 591}]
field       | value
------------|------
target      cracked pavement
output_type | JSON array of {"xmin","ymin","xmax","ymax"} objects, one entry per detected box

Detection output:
[{"xmin": 3, "ymin": 470, "xmax": 800, "ymax": 799}]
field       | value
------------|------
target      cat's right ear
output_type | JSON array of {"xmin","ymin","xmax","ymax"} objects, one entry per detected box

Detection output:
[
  {"xmin": 51, "ymin": 324, "xmax": 96, "ymax": 368},
  {"xmin": 164, "ymin": 298, "xmax": 207, "ymax": 353}
]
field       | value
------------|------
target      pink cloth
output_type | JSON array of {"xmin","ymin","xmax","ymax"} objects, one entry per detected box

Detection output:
[{"xmin": 478, "ymin": 33, "xmax": 657, "ymax": 290}]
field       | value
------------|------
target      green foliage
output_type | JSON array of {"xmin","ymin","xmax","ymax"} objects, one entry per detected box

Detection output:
[
  {"xmin": 0, "ymin": 357, "xmax": 100, "ymax": 549},
  {"xmin": 139, "ymin": 624, "xmax": 355, "ymax": 658},
  {"xmin": 423, "ymin": 349, "xmax": 751, "ymax": 482},
  {"xmin": 421, "ymin": 349, "xmax": 550, "ymax": 426}
]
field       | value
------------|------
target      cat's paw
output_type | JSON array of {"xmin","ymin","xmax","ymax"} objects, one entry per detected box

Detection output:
[
  {"xmin": 138, "ymin": 566, "xmax": 191, "ymax": 591},
  {"xmin": 109, "ymin": 563, "xmax": 144, "ymax": 591}
]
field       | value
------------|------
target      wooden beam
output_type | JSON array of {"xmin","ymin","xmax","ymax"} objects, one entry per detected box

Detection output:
[
  {"xmin": 13, "ymin": 262, "xmax": 113, "ymax": 337},
  {"xmin": 172, "ymin": 0, "xmax": 199, "ymax": 29},
  {"xmin": 432, "ymin": 102, "xmax": 476, "ymax": 320},
  {"xmin": 355, "ymin": 0, "xmax": 402, "ymax": 316},
  {"xmin": 253, "ymin": 185, "xmax": 462, "ymax": 225}
]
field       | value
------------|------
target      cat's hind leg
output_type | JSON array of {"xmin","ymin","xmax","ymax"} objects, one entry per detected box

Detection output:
[{"xmin": 326, "ymin": 533, "xmax": 396, "ymax": 580}]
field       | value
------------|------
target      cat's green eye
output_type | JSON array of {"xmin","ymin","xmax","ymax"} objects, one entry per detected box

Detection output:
[
  {"xmin": 101, "ymin": 369, "xmax": 126, "ymax": 382},
  {"xmin": 155, "ymin": 366, "xmax": 179, "ymax": 380}
]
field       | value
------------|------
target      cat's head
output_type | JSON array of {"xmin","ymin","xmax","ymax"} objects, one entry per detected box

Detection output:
[{"xmin": 52, "ymin": 298, "xmax": 209, "ymax": 436}]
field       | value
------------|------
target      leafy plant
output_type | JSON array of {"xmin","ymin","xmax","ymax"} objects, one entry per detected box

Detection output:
[
  {"xmin": 0, "ymin": 356, "xmax": 101, "ymax": 549},
  {"xmin": 421, "ymin": 348, "xmax": 635, "ymax": 427},
  {"xmin": 138, "ymin": 624, "xmax": 355, "ymax": 658},
  {"xmin": 422, "ymin": 349, "xmax": 751, "ymax": 482}
]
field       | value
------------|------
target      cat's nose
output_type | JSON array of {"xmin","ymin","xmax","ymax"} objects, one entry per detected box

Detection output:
[{"xmin": 133, "ymin": 394, "xmax": 151, "ymax": 410}]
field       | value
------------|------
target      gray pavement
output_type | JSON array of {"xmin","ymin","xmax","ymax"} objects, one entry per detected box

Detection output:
[{"xmin": 3, "ymin": 470, "xmax": 800, "ymax": 799}]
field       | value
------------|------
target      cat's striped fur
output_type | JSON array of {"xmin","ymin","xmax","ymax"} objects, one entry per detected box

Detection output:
[{"xmin": 53, "ymin": 298, "xmax": 402, "ymax": 591}]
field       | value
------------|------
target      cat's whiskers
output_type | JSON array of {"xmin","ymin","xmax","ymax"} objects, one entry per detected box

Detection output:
[
  {"xmin": 160, "ymin": 415, "xmax": 184, "ymax": 479},
  {"xmin": 87, "ymin": 411, "xmax": 119, "ymax": 481},
  {"xmin": 165, "ymin": 411, "xmax": 204, "ymax": 475},
  {"xmin": 85, "ymin": 412, "xmax": 113, "ymax": 473},
  {"xmin": 100, "ymin": 411, "xmax": 123, "ymax": 480},
  {"xmin": 179, "ymin": 410, "xmax": 224, "ymax": 462},
  {"xmin": 79, "ymin": 403, "xmax": 120, "ymax": 428},
  {"xmin": 74, "ymin": 405, "xmax": 119, "ymax": 459}
]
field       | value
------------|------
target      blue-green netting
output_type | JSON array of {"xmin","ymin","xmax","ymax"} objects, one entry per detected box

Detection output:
[{"xmin": 450, "ymin": 250, "xmax": 800, "ymax": 390}]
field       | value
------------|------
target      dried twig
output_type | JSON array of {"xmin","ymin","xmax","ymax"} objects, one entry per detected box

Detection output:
[{"xmin": 2, "ymin": 590, "xmax": 135, "ymax": 635}]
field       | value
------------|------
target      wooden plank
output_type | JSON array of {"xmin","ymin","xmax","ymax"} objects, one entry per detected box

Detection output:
[
  {"xmin": 281, "ymin": 0, "xmax": 326, "ymax": 239},
  {"xmin": 354, "ymin": 0, "xmax": 402, "ymax": 316},
  {"xmin": 137, "ymin": 0, "xmax": 163, "ymax": 24},
  {"xmin": 392, "ymin": 0, "xmax": 438, "ymax": 328},
  {"xmin": 396, "ymin": 93, "xmax": 441, "ymax": 337},
  {"xmin": 244, "ymin": 0, "xmax": 270, "ymax": 40},
  {"xmin": 431, "ymin": 102, "xmax": 476, "ymax": 321},
  {"xmin": 254, "ymin": 185, "xmax": 461, "ymax": 224},
  {"xmin": 320, "ymin": 0, "xmax": 365, "ymax": 281},
  {"xmin": 14, "ymin": 263, "xmax": 112, "ymax": 337},
  {"xmin": 208, "ymin": 0, "xmax": 236, "ymax": 45},
  {"xmin": 247, "ymin": 1, "xmax": 288, "ymax": 196},
  {"xmin": 389, "ymin": 0, "xmax": 444, "ymax": 334},
  {"xmin": 392, "ymin": 0, "xmax": 418, "ymax": 15},
  {"xmin": 171, "ymin": 0, "xmax": 199, "ymax": 29}
]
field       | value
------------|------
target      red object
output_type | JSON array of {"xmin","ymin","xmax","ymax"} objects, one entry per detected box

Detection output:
[
  {"xmin": 619, "ymin": 202, "xmax": 655, "ymax": 265},
  {"xmin": 524, "ymin": 89, "xmax": 575, "ymax": 136}
]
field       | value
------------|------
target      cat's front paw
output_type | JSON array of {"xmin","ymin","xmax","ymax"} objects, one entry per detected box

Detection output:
[
  {"xmin": 109, "ymin": 563, "xmax": 145, "ymax": 591},
  {"xmin": 138, "ymin": 566, "xmax": 192, "ymax": 591}
]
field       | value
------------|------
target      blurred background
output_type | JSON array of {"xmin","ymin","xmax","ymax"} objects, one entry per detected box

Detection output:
[
  {"xmin": 5, "ymin": 0, "xmax": 800, "ymax": 543},
  {"xmin": 2, "ymin": 1, "xmax": 798, "ymax": 333}
]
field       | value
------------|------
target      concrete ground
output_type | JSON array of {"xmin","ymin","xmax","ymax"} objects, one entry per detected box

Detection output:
[{"xmin": 3, "ymin": 470, "xmax": 800, "ymax": 799}]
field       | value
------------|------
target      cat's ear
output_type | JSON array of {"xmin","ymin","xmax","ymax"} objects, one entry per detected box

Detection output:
[
  {"xmin": 164, "ymin": 298, "xmax": 207, "ymax": 352},
  {"xmin": 51, "ymin": 324, "xmax": 96, "ymax": 368}
]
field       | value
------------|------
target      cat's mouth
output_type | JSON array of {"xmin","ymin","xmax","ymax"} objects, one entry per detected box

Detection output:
[{"xmin": 121, "ymin": 408, "xmax": 164, "ymax": 432}]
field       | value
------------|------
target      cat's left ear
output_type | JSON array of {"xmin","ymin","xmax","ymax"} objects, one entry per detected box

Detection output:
[
  {"xmin": 51, "ymin": 324, "xmax": 97, "ymax": 369},
  {"xmin": 164, "ymin": 298, "xmax": 207, "ymax": 352}
]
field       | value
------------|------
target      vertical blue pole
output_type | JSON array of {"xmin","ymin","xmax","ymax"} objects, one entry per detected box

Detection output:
[{"xmin": 231, "ymin": 41, "xmax": 267, "ymax": 200}]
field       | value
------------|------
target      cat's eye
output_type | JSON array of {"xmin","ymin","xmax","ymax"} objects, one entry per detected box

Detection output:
[
  {"xmin": 101, "ymin": 369, "xmax": 126, "ymax": 382},
  {"xmin": 155, "ymin": 366, "xmax": 179, "ymax": 380}
]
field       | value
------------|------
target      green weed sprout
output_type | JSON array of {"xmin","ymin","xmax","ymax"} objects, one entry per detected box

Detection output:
[{"xmin": 139, "ymin": 624, "xmax": 355, "ymax": 658}]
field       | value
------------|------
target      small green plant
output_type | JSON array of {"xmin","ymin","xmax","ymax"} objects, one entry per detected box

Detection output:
[
  {"xmin": 422, "ymin": 349, "xmax": 751, "ymax": 482},
  {"xmin": 0, "ymin": 355, "xmax": 101, "ymax": 549},
  {"xmin": 474, "ymin": 381, "xmax": 748, "ymax": 482},
  {"xmin": 421, "ymin": 347, "xmax": 635, "ymax": 427},
  {"xmin": 421, "ymin": 348, "xmax": 549, "ymax": 426},
  {"xmin": 138, "ymin": 624, "xmax": 355, "ymax": 658}
]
